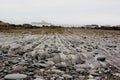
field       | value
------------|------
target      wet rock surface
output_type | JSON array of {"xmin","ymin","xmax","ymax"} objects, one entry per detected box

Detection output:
[{"xmin": 0, "ymin": 32, "xmax": 120, "ymax": 80}]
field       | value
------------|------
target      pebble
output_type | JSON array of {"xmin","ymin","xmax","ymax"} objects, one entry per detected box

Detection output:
[
  {"xmin": 34, "ymin": 75, "xmax": 44, "ymax": 80},
  {"xmin": 34, "ymin": 63, "xmax": 49, "ymax": 68},
  {"xmin": 79, "ymin": 76, "xmax": 85, "ymax": 79},
  {"xmin": 62, "ymin": 74, "xmax": 72, "ymax": 79},
  {"xmin": 11, "ymin": 65, "xmax": 26, "ymax": 73},
  {"xmin": 45, "ymin": 61, "xmax": 55, "ymax": 66},
  {"xmin": 90, "ymin": 72, "xmax": 99, "ymax": 76},
  {"xmin": 95, "ymin": 55, "xmax": 106, "ymax": 61},
  {"xmin": 35, "ymin": 69, "xmax": 45, "ymax": 75},
  {"xmin": 74, "ymin": 64, "xmax": 90, "ymax": 69},
  {"xmin": 87, "ymin": 79, "xmax": 97, "ymax": 80},
  {"xmin": 88, "ymin": 75, "xmax": 95, "ymax": 79},
  {"xmin": 0, "ymin": 63, "xmax": 3, "ymax": 68},
  {"xmin": 112, "ymin": 73, "xmax": 120, "ymax": 77},
  {"xmin": 51, "ymin": 69, "xmax": 64, "ymax": 75}
]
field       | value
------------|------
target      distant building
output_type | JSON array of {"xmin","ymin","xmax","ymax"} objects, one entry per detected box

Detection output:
[
  {"xmin": 83, "ymin": 24, "xmax": 99, "ymax": 29},
  {"xmin": 31, "ymin": 20, "xmax": 52, "ymax": 27},
  {"xmin": 23, "ymin": 24, "xmax": 32, "ymax": 27}
]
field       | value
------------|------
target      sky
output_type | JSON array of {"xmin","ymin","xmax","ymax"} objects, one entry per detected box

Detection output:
[{"xmin": 0, "ymin": 0, "xmax": 120, "ymax": 25}]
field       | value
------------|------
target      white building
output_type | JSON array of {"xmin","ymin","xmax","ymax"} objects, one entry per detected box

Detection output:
[{"xmin": 31, "ymin": 20, "xmax": 52, "ymax": 27}]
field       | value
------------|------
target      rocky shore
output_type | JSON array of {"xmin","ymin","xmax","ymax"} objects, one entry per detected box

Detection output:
[{"xmin": 0, "ymin": 31, "xmax": 120, "ymax": 80}]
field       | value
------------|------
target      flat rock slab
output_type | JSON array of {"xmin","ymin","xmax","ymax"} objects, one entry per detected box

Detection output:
[{"xmin": 4, "ymin": 73, "xmax": 27, "ymax": 79}]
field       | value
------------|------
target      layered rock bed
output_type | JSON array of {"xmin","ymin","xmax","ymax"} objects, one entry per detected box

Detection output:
[{"xmin": 0, "ymin": 30, "xmax": 120, "ymax": 80}]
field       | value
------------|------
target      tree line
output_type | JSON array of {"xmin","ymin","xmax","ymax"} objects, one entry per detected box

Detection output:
[{"xmin": 0, "ymin": 21, "xmax": 120, "ymax": 30}]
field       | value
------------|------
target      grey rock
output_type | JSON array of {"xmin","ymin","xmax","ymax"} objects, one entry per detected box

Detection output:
[
  {"xmin": 96, "ymin": 55, "xmax": 106, "ymax": 61},
  {"xmin": 90, "ymin": 72, "xmax": 99, "ymax": 76},
  {"xmin": 12, "ymin": 65, "xmax": 27, "ymax": 73},
  {"xmin": 62, "ymin": 74, "xmax": 72, "ymax": 79},
  {"xmin": 34, "ymin": 63, "xmax": 49, "ymax": 68},
  {"xmin": 4, "ymin": 73, "xmax": 27, "ymax": 79},
  {"xmin": 95, "ymin": 77, "xmax": 101, "ymax": 80},
  {"xmin": 87, "ymin": 79, "xmax": 97, "ymax": 80}
]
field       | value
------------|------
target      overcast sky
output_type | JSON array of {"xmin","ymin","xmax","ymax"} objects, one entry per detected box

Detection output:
[{"xmin": 0, "ymin": 0, "xmax": 120, "ymax": 25}]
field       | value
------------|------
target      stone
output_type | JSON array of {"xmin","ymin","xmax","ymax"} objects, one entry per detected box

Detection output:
[
  {"xmin": 51, "ymin": 69, "xmax": 64, "ymax": 75},
  {"xmin": 79, "ymin": 76, "xmax": 85, "ymax": 79},
  {"xmin": 77, "ymin": 64, "xmax": 90, "ymax": 69},
  {"xmin": 35, "ymin": 69, "xmax": 45, "ymax": 75},
  {"xmin": 34, "ymin": 63, "xmax": 49, "ymax": 68},
  {"xmin": 99, "ymin": 62, "xmax": 107, "ymax": 67},
  {"xmin": 34, "ymin": 78, "xmax": 44, "ymax": 80},
  {"xmin": 95, "ymin": 77, "xmax": 101, "ymax": 80},
  {"xmin": 90, "ymin": 72, "xmax": 99, "ymax": 76},
  {"xmin": 0, "ymin": 55, "xmax": 3, "ymax": 60},
  {"xmin": 87, "ymin": 79, "xmax": 97, "ymax": 80},
  {"xmin": 87, "ymin": 75, "xmax": 94, "ymax": 79},
  {"xmin": 9, "ymin": 60, "xmax": 19, "ymax": 64},
  {"xmin": 4, "ymin": 70, "xmax": 8, "ymax": 73},
  {"xmin": 12, "ymin": 65, "xmax": 26, "ymax": 73},
  {"xmin": 27, "ymin": 72, "xmax": 34, "ymax": 76},
  {"xmin": 0, "ymin": 63, "xmax": 3, "ymax": 68},
  {"xmin": 95, "ymin": 55, "xmax": 106, "ymax": 61},
  {"xmin": 112, "ymin": 73, "xmax": 120, "ymax": 77},
  {"xmin": 62, "ymin": 74, "xmax": 72, "ymax": 79},
  {"xmin": 56, "ymin": 62, "xmax": 67, "ymax": 71},
  {"xmin": 4, "ymin": 73, "xmax": 27, "ymax": 79},
  {"xmin": 45, "ymin": 61, "xmax": 55, "ymax": 66},
  {"xmin": 76, "ymin": 68, "xmax": 85, "ymax": 73},
  {"xmin": 34, "ymin": 75, "xmax": 44, "ymax": 80}
]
